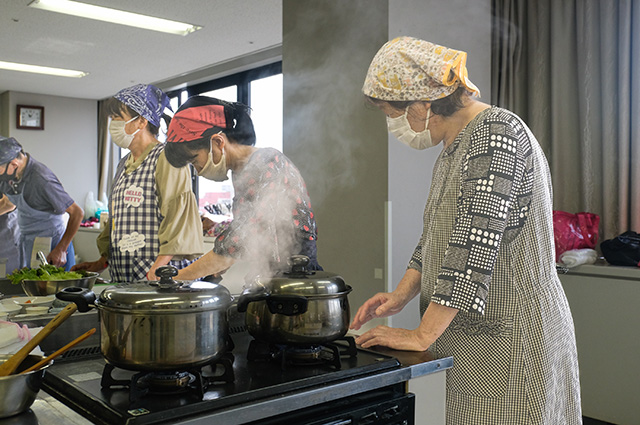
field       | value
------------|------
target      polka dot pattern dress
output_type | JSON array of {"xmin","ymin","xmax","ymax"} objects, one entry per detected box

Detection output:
[{"xmin": 410, "ymin": 107, "xmax": 582, "ymax": 424}]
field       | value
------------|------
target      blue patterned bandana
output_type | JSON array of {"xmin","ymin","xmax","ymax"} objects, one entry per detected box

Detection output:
[
  {"xmin": 113, "ymin": 84, "xmax": 172, "ymax": 127},
  {"xmin": 0, "ymin": 136, "xmax": 22, "ymax": 165}
]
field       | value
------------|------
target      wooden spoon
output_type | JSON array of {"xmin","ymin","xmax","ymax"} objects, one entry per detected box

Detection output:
[
  {"xmin": 20, "ymin": 327, "xmax": 96, "ymax": 374},
  {"xmin": 0, "ymin": 302, "xmax": 78, "ymax": 376}
]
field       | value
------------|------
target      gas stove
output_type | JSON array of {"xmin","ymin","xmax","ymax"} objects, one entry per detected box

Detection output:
[{"xmin": 41, "ymin": 331, "xmax": 411, "ymax": 425}]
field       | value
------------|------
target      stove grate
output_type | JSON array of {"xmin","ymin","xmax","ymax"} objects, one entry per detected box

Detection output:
[
  {"xmin": 100, "ymin": 353, "xmax": 236, "ymax": 403},
  {"xmin": 57, "ymin": 345, "xmax": 102, "ymax": 361}
]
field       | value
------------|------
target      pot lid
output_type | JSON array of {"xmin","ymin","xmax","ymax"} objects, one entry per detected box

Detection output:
[
  {"xmin": 254, "ymin": 255, "xmax": 350, "ymax": 296},
  {"xmin": 97, "ymin": 266, "xmax": 232, "ymax": 312}
]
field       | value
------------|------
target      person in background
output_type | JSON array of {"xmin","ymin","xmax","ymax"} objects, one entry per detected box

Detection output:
[
  {"xmin": 163, "ymin": 96, "xmax": 321, "ymax": 281},
  {"xmin": 350, "ymin": 37, "xmax": 582, "ymax": 424},
  {"xmin": 72, "ymin": 84, "xmax": 203, "ymax": 282},
  {"xmin": 0, "ymin": 209, "xmax": 21, "ymax": 276},
  {"xmin": 0, "ymin": 136, "xmax": 82, "ymax": 271}
]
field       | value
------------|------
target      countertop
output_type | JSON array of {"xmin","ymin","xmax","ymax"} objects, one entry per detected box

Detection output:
[{"xmin": 4, "ymin": 345, "xmax": 451, "ymax": 425}]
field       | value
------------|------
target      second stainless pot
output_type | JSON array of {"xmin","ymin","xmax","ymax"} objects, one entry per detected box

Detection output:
[
  {"xmin": 237, "ymin": 256, "xmax": 352, "ymax": 345},
  {"xmin": 58, "ymin": 266, "xmax": 232, "ymax": 371}
]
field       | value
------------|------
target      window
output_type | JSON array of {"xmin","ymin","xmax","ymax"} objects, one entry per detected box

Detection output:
[{"xmin": 167, "ymin": 62, "xmax": 283, "ymax": 220}]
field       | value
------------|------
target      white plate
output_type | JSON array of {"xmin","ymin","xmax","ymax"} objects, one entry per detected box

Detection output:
[
  {"xmin": 0, "ymin": 301, "xmax": 22, "ymax": 316},
  {"xmin": 9, "ymin": 296, "xmax": 55, "ymax": 308}
]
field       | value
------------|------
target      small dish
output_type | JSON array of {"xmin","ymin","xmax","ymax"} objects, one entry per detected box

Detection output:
[
  {"xmin": 24, "ymin": 306, "xmax": 50, "ymax": 315},
  {"xmin": 10, "ymin": 296, "xmax": 55, "ymax": 308}
]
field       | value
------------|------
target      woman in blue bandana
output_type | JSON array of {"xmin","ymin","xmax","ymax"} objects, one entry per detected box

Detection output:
[{"xmin": 73, "ymin": 84, "xmax": 204, "ymax": 282}]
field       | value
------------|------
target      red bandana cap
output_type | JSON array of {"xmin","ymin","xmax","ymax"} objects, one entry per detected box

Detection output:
[{"xmin": 166, "ymin": 96, "xmax": 230, "ymax": 143}]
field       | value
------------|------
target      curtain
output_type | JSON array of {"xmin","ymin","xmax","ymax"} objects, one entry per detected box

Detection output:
[
  {"xmin": 491, "ymin": 0, "xmax": 640, "ymax": 241},
  {"xmin": 97, "ymin": 99, "xmax": 112, "ymax": 204}
]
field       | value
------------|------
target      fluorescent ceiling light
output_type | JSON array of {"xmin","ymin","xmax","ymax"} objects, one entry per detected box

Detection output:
[
  {"xmin": 0, "ymin": 60, "xmax": 88, "ymax": 78},
  {"xmin": 28, "ymin": 0, "xmax": 202, "ymax": 36}
]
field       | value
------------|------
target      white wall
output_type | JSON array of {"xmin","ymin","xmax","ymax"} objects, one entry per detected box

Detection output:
[
  {"xmin": 3, "ymin": 91, "xmax": 98, "ymax": 208},
  {"xmin": 387, "ymin": 0, "xmax": 492, "ymax": 329}
]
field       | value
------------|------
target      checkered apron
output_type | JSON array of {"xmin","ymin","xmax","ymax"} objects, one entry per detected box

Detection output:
[
  {"xmin": 109, "ymin": 144, "xmax": 190, "ymax": 282},
  {"xmin": 417, "ymin": 108, "xmax": 582, "ymax": 424}
]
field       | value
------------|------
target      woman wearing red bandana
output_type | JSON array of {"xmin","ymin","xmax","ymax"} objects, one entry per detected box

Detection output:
[{"xmin": 164, "ymin": 96, "xmax": 321, "ymax": 280}]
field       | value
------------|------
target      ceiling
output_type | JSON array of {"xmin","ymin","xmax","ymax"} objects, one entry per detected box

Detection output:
[{"xmin": 0, "ymin": 0, "xmax": 283, "ymax": 100}]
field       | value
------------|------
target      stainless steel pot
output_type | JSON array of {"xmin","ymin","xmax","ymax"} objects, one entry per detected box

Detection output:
[
  {"xmin": 57, "ymin": 266, "xmax": 232, "ymax": 371},
  {"xmin": 0, "ymin": 354, "xmax": 52, "ymax": 418},
  {"xmin": 237, "ymin": 255, "xmax": 352, "ymax": 345},
  {"xmin": 21, "ymin": 270, "xmax": 99, "ymax": 296}
]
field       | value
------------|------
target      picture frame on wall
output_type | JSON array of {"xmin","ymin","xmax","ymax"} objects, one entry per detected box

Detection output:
[{"xmin": 16, "ymin": 105, "xmax": 44, "ymax": 130}]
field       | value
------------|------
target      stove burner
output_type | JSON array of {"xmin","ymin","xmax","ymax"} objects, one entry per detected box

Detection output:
[
  {"xmin": 247, "ymin": 336, "xmax": 358, "ymax": 370},
  {"xmin": 100, "ymin": 353, "xmax": 235, "ymax": 402},
  {"xmin": 136, "ymin": 371, "xmax": 196, "ymax": 393}
]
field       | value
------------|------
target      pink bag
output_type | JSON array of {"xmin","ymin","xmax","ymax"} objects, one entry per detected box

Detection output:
[{"xmin": 552, "ymin": 211, "xmax": 600, "ymax": 262}]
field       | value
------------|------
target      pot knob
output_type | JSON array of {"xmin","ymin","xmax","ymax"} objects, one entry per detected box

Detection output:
[
  {"xmin": 155, "ymin": 265, "xmax": 180, "ymax": 289},
  {"xmin": 288, "ymin": 255, "xmax": 310, "ymax": 274}
]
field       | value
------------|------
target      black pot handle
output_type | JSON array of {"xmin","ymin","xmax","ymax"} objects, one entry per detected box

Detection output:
[
  {"xmin": 236, "ymin": 292, "xmax": 269, "ymax": 313},
  {"xmin": 56, "ymin": 287, "xmax": 97, "ymax": 313},
  {"xmin": 265, "ymin": 295, "xmax": 308, "ymax": 316}
]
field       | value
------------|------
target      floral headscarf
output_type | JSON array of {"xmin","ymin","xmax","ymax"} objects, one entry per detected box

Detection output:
[
  {"xmin": 362, "ymin": 36, "xmax": 480, "ymax": 101},
  {"xmin": 113, "ymin": 84, "xmax": 172, "ymax": 127}
]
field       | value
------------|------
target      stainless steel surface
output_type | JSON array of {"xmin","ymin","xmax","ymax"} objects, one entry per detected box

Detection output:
[
  {"xmin": 98, "ymin": 307, "xmax": 230, "ymax": 371},
  {"xmin": 260, "ymin": 255, "xmax": 350, "ymax": 295},
  {"xmin": 36, "ymin": 251, "xmax": 48, "ymax": 266},
  {"xmin": 0, "ymin": 354, "xmax": 51, "ymax": 418},
  {"xmin": 21, "ymin": 272, "xmax": 99, "ymax": 297},
  {"xmin": 238, "ymin": 256, "xmax": 352, "ymax": 344},
  {"xmin": 24, "ymin": 394, "xmax": 92, "ymax": 425},
  {"xmin": 98, "ymin": 280, "xmax": 232, "ymax": 312},
  {"xmin": 244, "ymin": 295, "xmax": 351, "ymax": 344},
  {"xmin": 57, "ymin": 267, "xmax": 233, "ymax": 371}
]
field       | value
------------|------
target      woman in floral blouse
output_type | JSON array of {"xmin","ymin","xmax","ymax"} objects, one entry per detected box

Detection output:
[{"xmin": 164, "ymin": 96, "xmax": 320, "ymax": 280}]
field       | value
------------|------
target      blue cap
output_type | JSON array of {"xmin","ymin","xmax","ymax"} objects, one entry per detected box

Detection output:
[
  {"xmin": 0, "ymin": 137, "xmax": 22, "ymax": 165},
  {"xmin": 113, "ymin": 84, "xmax": 172, "ymax": 127}
]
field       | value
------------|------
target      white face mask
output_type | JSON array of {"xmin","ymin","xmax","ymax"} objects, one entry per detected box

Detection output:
[
  {"xmin": 198, "ymin": 139, "xmax": 228, "ymax": 182},
  {"xmin": 386, "ymin": 107, "xmax": 435, "ymax": 150},
  {"xmin": 109, "ymin": 116, "xmax": 140, "ymax": 149}
]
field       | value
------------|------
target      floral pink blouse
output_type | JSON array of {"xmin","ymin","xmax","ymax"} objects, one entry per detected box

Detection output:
[{"xmin": 212, "ymin": 148, "xmax": 320, "ymax": 271}]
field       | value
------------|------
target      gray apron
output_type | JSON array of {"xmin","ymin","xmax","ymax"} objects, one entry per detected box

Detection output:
[
  {"xmin": 0, "ymin": 210, "xmax": 21, "ymax": 275},
  {"xmin": 5, "ymin": 191, "xmax": 75, "ymax": 271}
]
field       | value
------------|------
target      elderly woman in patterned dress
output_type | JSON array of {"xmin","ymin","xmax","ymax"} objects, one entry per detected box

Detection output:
[
  {"xmin": 163, "ymin": 96, "xmax": 321, "ymax": 280},
  {"xmin": 351, "ymin": 37, "xmax": 582, "ymax": 424}
]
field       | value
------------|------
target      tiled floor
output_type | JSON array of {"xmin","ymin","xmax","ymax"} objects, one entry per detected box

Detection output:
[{"xmin": 583, "ymin": 417, "xmax": 615, "ymax": 425}]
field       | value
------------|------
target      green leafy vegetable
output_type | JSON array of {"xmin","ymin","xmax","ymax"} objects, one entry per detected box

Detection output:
[{"xmin": 7, "ymin": 264, "xmax": 83, "ymax": 285}]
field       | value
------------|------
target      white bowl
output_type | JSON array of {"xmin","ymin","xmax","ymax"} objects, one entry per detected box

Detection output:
[
  {"xmin": 10, "ymin": 296, "xmax": 55, "ymax": 308},
  {"xmin": 24, "ymin": 306, "xmax": 50, "ymax": 315},
  {"xmin": 0, "ymin": 301, "xmax": 22, "ymax": 316}
]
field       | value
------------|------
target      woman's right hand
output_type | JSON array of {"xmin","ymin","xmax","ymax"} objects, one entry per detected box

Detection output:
[
  {"xmin": 71, "ymin": 258, "xmax": 108, "ymax": 273},
  {"xmin": 350, "ymin": 292, "xmax": 407, "ymax": 331}
]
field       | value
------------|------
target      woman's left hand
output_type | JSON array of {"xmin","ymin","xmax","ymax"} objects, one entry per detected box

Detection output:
[{"xmin": 354, "ymin": 325, "xmax": 429, "ymax": 352}]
